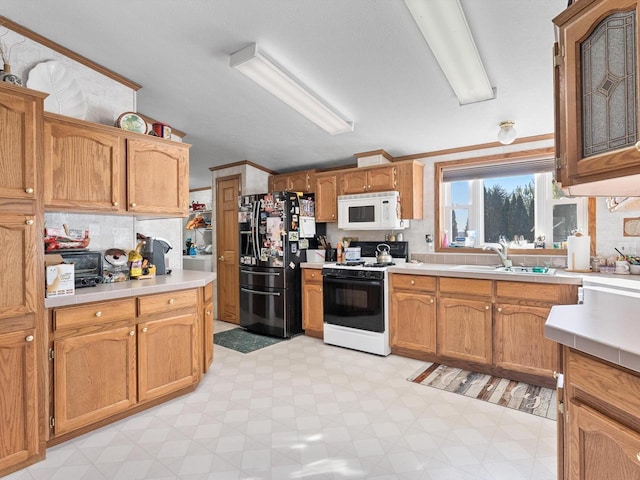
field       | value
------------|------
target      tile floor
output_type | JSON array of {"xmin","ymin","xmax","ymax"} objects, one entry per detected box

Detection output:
[{"xmin": 6, "ymin": 320, "xmax": 558, "ymax": 480}]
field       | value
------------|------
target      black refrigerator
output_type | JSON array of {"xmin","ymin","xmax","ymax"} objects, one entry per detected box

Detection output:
[{"xmin": 238, "ymin": 191, "xmax": 315, "ymax": 338}]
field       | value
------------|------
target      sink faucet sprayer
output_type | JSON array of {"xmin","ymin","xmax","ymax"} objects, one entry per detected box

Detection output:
[{"xmin": 482, "ymin": 241, "xmax": 512, "ymax": 268}]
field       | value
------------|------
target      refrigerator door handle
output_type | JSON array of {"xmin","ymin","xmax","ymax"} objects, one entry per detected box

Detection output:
[
  {"xmin": 241, "ymin": 270, "xmax": 281, "ymax": 276},
  {"xmin": 252, "ymin": 199, "xmax": 259, "ymax": 260},
  {"xmin": 241, "ymin": 287, "xmax": 281, "ymax": 297}
]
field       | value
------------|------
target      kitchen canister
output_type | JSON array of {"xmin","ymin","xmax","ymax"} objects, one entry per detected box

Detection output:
[{"xmin": 567, "ymin": 234, "xmax": 590, "ymax": 271}]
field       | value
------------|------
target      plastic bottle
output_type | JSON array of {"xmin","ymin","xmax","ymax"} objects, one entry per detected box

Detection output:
[
  {"xmin": 442, "ymin": 230, "xmax": 449, "ymax": 248},
  {"xmin": 426, "ymin": 234, "xmax": 434, "ymax": 252},
  {"xmin": 337, "ymin": 242, "xmax": 343, "ymax": 263}
]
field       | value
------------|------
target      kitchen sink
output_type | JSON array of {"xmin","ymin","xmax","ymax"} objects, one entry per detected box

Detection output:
[{"xmin": 451, "ymin": 265, "xmax": 556, "ymax": 275}]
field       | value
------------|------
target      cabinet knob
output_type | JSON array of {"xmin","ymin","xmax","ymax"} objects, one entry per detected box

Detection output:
[
  {"xmin": 218, "ymin": 256, "xmax": 224, "ymax": 261},
  {"xmin": 95, "ymin": 311, "xmax": 102, "ymax": 317},
  {"xmin": 142, "ymin": 327, "xmax": 148, "ymax": 333},
  {"xmin": 636, "ymin": 451, "xmax": 640, "ymax": 463},
  {"xmin": 25, "ymin": 187, "xmax": 34, "ymax": 194},
  {"xmin": 430, "ymin": 298, "xmax": 434, "ymax": 303},
  {"xmin": 410, "ymin": 280, "xmax": 415, "ymax": 285},
  {"xmin": 25, "ymin": 219, "xmax": 34, "ymax": 225},
  {"xmin": 168, "ymin": 298, "xmax": 175, "ymax": 305},
  {"xmin": 311, "ymin": 273, "xmax": 315, "ymax": 278},
  {"xmin": 129, "ymin": 331, "xmax": 135, "ymax": 336},
  {"xmin": 497, "ymin": 307, "xmax": 502, "ymax": 312},
  {"xmin": 113, "ymin": 201, "xmax": 119, "ymax": 207},
  {"xmin": 25, "ymin": 335, "xmax": 34, "ymax": 342},
  {"xmin": 485, "ymin": 305, "xmax": 490, "ymax": 310},
  {"xmin": 206, "ymin": 310, "xmax": 211, "ymax": 315},
  {"xmin": 636, "ymin": 141, "xmax": 640, "ymax": 152},
  {"xmin": 130, "ymin": 203, "xmax": 136, "ymax": 208},
  {"xmin": 319, "ymin": 288, "xmax": 322, "ymax": 292},
  {"xmin": 331, "ymin": 214, "xmax": 335, "ymax": 218}
]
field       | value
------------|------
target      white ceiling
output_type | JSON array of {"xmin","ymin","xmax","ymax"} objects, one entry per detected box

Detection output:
[{"xmin": 1, "ymin": 0, "xmax": 567, "ymax": 189}]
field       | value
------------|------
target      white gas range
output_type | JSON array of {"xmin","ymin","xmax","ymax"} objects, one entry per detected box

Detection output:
[{"xmin": 321, "ymin": 241, "xmax": 408, "ymax": 356}]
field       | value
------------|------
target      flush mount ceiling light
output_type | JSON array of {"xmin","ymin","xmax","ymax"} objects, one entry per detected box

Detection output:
[
  {"xmin": 229, "ymin": 43, "xmax": 354, "ymax": 135},
  {"xmin": 404, "ymin": 0, "xmax": 495, "ymax": 105},
  {"xmin": 497, "ymin": 120, "xmax": 517, "ymax": 145}
]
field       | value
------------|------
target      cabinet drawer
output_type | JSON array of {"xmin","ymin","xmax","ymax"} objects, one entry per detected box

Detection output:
[
  {"xmin": 303, "ymin": 269, "xmax": 322, "ymax": 283},
  {"xmin": 203, "ymin": 282, "xmax": 213, "ymax": 302},
  {"xmin": 567, "ymin": 349, "xmax": 640, "ymax": 422},
  {"xmin": 439, "ymin": 277, "xmax": 492, "ymax": 296},
  {"xmin": 390, "ymin": 274, "xmax": 436, "ymax": 292},
  {"xmin": 496, "ymin": 281, "xmax": 561, "ymax": 303},
  {"xmin": 54, "ymin": 299, "xmax": 136, "ymax": 331},
  {"xmin": 138, "ymin": 289, "xmax": 198, "ymax": 316}
]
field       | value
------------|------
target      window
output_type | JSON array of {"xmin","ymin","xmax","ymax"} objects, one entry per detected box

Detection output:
[{"xmin": 436, "ymin": 152, "xmax": 589, "ymax": 252}]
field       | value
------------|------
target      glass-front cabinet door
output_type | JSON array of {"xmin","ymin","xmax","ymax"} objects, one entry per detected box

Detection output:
[{"xmin": 554, "ymin": 0, "xmax": 640, "ymax": 188}]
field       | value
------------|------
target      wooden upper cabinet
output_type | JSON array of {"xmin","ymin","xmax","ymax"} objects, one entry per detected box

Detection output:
[
  {"xmin": 126, "ymin": 137, "xmax": 190, "ymax": 216},
  {"xmin": 0, "ymin": 84, "xmax": 45, "ymax": 205},
  {"xmin": 315, "ymin": 173, "xmax": 338, "ymax": 222},
  {"xmin": 0, "ymin": 329, "xmax": 38, "ymax": 473},
  {"xmin": 269, "ymin": 170, "xmax": 315, "ymax": 193},
  {"xmin": 554, "ymin": 0, "xmax": 640, "ymax": 189},
  {"xmin": 43, "ymin": 114, "xmax": 124, "ymax": 212},
  {"xmin": 396, "ymin": 161, "xmax": 424, "ymax": 219},
  {"xmin": 341, "ymin": 165, "xmax": 396, "ymax": 194}
]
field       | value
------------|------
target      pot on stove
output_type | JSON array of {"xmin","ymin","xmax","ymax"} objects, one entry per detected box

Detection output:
[{"xmin": 376, "ymin": 243, "xmax": 393, "ymax": 264}]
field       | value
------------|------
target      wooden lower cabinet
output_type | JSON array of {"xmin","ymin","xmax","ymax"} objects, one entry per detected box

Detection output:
[
  {"xmin": 138, "ymin": 313, "xmax": 198, "ymax": 402},
  {"xmin": 494, "ymin": 303, "xmax": 557, "ymax": 378},
  {"xmin": 302, "ymin": 269, "xmax": 324, "ymax": 338},
  {"xmin": 0, "ymin": 329, "xmax": 38, "ymax": 473},
  {"xmin": 53, "ymin": 325, "xmax": 136, "ymax": 436},
  {"xmin": 48, "ymin": 285, "xmax": 212, "ymax": 441},
  {"xmin": 438, "ymin": 296, "xmax": 492, "ymax": 364},
  {"xmin": 563, "ymin": 348, "xmax": 640, "ymax": 480},
  {"xmin": 389, "ymin": 274, "xmax": 436, "ymax": 354}
]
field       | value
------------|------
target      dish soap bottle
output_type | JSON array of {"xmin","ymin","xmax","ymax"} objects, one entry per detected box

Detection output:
[{"xmin": 442, "ymin": 230, "xmax": 449, "ymax": 248}]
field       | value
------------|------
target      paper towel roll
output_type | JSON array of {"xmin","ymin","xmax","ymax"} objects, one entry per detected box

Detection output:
[{"xmin": 567, "ymin": 235, "xmax": 590, "ymax": 271}]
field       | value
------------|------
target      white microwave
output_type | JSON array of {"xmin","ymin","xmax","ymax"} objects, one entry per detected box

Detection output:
[{"xmin": 338, "ymin": 191, "xmax": 409, "ymax": 230}]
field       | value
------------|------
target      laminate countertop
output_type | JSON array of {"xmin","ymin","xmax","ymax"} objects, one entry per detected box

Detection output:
[
  {"xmin": 45, "ymin": 270, "xmax": 216, "ymax": 308},
  {"xmin": 546, "ymin": 276, "xmax": 640, "ymax": 374}
]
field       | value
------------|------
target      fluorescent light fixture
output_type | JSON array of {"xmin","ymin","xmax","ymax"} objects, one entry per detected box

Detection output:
[
  {"xmin": 230, "ymin": 43, "xmax": 354, "ymax": 135},
  {"xmin": 404, "ymin": 0, "xmax": 495, "ymax": 105}
]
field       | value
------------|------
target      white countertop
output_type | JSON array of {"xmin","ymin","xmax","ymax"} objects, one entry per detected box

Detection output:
[{"xmin": 45, "ymin": 270, "xmax": 216, "ymax": 308}]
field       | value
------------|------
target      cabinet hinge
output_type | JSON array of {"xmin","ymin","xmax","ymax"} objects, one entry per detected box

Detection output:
[
  {"xmin": 49, "ymin": 416, "xmax": 55, "ymax": 428},
  {"xmin": 48, "ymin": 347, "xmax": 54, "ymax": 360},
  {"xmin": 558, "ymin": 401, "xmax": 565, "ymax": 415}
]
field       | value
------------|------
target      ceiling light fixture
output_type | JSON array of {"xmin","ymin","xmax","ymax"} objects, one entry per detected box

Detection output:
[
  {"xmin": 229, "ymin": 43, "xmax": 354, "ymax": 135},
  {"xmin": 404, "ymin": 0, "xmax": 495, "ymax": 105},
  {"xmin": 497, "ymin": 121, "xmax": 517, "ymax": 145}
]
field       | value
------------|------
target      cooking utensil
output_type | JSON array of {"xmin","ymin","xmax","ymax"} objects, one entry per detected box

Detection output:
[{"xmin": 376, "ymin": 243, "xmax": 393, "ymax": 264}]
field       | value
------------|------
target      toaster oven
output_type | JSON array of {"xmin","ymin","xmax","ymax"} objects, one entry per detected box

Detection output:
[{"xmin": 55, "ymin": 251, "xmax": 103, "ymax": 288}]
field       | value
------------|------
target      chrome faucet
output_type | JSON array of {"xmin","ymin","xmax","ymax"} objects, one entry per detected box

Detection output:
[{"xmin": 482, "ymin": 242, "xmax": 511, "ymax": 267}]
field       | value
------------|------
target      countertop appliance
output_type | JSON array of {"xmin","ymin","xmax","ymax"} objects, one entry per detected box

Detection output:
[
  {"xmin": 322, "ymin": 241, "xmax": 408, "ymax": 355},
  {"xmin": 238, "ymin": 191, "xmax": 315, "ymax": 338},
  {"xmin": 55, "ymin": 250, "xmax": 103, "ymax": 288},
  {"xmin": 338, "ymin": 191, "xmax": 409, "ymax": 230},
  {"xmin": 137, "ymin": 235, "xmax": 173, "ymax": 275}
]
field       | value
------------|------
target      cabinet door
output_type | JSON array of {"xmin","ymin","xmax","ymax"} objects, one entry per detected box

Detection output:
[
  {"xmin": 315, "ymin": 174, "xmax": 338, "ymax": 222},
  {"xmin": 302, "ymin": 270, "xmax": 323, "ymax": 338},
  {"xmin": 289, "ymin": 172, "xmax": 311, "ymax": 192},
  {"xmin": 270, "ymin": 175, "xmax": 289, "ymax": 192},
  {"xmin": 53, "ymin": 325, "xmax": 136, "ymax": 436},
  {"xmin": 567, "ymin": 400, "xmax": 640, "ymax": 480},
  {"xmin": 438, "ymin": 296, "xmax": 492, "ymax": 364},
  {"xmin": 390, "ymin": 291, "xmax": 436, "ymax": 354},
  {"xmin": 556, "ymin": 0, "xmax": 640, "ymax": 186},
  {"xmin": 0, "ymin": 330, "xmax": 38, "ymax": 472},
  {"xmin": 137, "ymin": 313, "xmax": 198, "ymax": 402},
  {"xmin": 0, "ymin": 214, "xmax": 38, "ymax": 329},
  {"xmin": 341, "ymin": 170, "xmax": 368, "ymax": 194},
  {"xmin": 0, "ymin": 85, "xmax": 40, "ymax": 203},
  {"xmin": 494, "ymin": 303, "xmax": 558, "ymax": 378},
  {"xmin": 126, "ymin": 138, "xmax": 189, "ymax": 216},
  {"xmin": 367, "ymin": 166, "xmax": 396, "ymax": 192},
  {"xmin": 43, "ymin": 117, "xmax": 124, "ymax": 212}
]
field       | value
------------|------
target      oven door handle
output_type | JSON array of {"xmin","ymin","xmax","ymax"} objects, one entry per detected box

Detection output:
[
  {"xmin": 241, "ymin": 270, "xmax": 281, "ymax": 277},
  {"xmin": 323, "ymin": 277, "xmax": 382, "ymax": 288},
  {"xmin": 241, "ymin": 287, "xmax": 281, "ymax": 296}
]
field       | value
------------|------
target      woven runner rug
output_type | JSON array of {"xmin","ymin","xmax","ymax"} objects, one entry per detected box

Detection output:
[
  {"xmin": 408, "ymin": 363, "xmax": 556, "ymax": 420},
  {"xmin": 214, "ymin": 328, "xmax": 284, "ymax": 354}
]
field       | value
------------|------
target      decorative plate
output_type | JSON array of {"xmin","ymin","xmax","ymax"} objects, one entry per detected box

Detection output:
[
  {"xmin": 26, "ymin": 61, "xmax": 88, "ymax": 119},
  {"xmin": 116, "ymin": 111, "xmax": 148, "ymax": 134}
]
